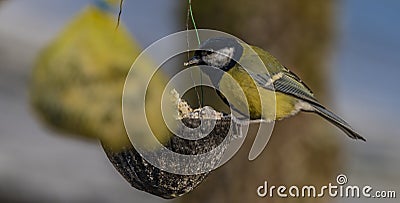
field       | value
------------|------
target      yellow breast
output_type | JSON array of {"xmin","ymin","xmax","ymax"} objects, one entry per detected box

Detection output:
[{"xmin": 219, "ymin": 67, "xmax": 298, "ymax": 121}]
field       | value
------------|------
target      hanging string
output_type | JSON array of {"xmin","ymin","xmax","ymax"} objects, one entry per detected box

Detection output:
[
  {"xmin": 114, "ymin": 0, "xmax": 203, "ymax": 106},
  {"xmin": 186, "ymin": 0, "xmax": 203, "ymax": 107},
  {"xmin": 115, "ymin": 0, "xmax": 124, "ymax": 30},
  {"xmin": 186, "ymin": 0, "xmax": 204, "ymax": 108},
  {"xmin": 188, "ymin": 0, "xmax": 201, "ymax": 45}
]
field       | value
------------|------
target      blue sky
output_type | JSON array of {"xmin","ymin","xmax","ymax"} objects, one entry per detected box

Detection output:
[{"xmin": 333, "ymin": 0, "xmax": 400, "ymax": 139}]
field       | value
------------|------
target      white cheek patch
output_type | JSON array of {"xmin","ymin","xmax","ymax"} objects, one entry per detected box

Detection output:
[{"xmin": 204, "ymin": 47, "xmax": 235, "ymax": 68}]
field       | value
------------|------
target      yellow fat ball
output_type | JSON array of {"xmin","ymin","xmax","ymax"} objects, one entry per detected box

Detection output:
[{"xmin": 31, "ymin": 6, "xmax": 169, "ymax": 151}]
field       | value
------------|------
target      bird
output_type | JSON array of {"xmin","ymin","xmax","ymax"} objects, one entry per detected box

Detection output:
[{"xmin": 184, "ymin": 37, "xmax": 365, "ymax": 141}]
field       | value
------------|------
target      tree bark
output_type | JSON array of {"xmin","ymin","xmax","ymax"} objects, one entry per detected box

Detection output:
[{"xmin": 178, "ymin": 1, "xmax": 341, "ymax": 203}]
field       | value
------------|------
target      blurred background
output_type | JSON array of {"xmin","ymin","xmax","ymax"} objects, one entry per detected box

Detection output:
[{"xmin": 0, "ymin": 0, "xmax": 399, "ymax": 202}]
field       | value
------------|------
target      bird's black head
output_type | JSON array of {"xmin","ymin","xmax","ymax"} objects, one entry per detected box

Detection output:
[{"xmin": 184, "ymin": 37, "xmax": 244, "ymax": 71}]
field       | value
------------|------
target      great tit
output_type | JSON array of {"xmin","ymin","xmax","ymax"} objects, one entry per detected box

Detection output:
[{"xmin": 184, "ymin": 37, "xmax": 365, "ymax": 141}]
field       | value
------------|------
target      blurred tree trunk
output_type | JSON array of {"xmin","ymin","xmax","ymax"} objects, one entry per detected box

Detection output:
[{"xmin": 178, "ymin": 0, "xmax": 341, "ymax": 203}]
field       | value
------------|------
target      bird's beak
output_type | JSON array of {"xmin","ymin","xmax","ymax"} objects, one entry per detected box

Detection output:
[{"xmin": 184, "ymin": 56, "xmax": 201, "ymax": 67}]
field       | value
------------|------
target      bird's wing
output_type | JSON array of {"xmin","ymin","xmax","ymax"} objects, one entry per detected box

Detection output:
[
  {"xmin": 281, "ymin": 66, "xmax": 314, "ymax": 94},
  {"xmin": 245, "ymin": 46, "xmax": 365, "ymax": 141},
  {"xmin": 249, "ymin": 71, "xmax": 320, "ymax": 106},
  {"xmin": 248, "ymin": 46, "xmax": 319, "ymax": 105}
]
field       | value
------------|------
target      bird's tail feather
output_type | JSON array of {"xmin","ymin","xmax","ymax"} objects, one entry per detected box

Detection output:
[{"xmin": 311, "ymin": 104, "xmax": 366, "ymax": 141}]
